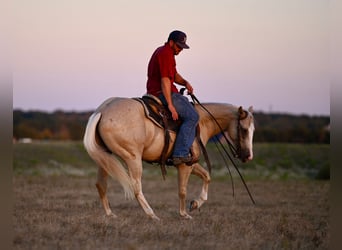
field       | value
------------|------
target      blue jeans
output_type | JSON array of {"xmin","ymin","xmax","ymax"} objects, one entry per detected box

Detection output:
[{"xmin": 159, "ymin": 93, "xmax": 199, "ymax": 157}]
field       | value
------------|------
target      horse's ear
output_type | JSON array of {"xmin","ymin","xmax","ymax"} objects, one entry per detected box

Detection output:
[
  {"xmin": 238, "ymin": 106, "xmax": 247, "ymax": 119},
  {"xmin": 248, "ymin": 106, "xmax": 253, "ymax": 113}
]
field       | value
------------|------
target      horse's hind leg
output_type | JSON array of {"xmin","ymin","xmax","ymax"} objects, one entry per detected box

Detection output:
[
  {"xmin": 177, "ymin": 163, "xmax": 194, "ymax": 219},
  {"xmin": 96, "ymin": 167, "xmax": 117, "ymax": 217},
  {"xmin": 189, "ymin": 163, "xmax": 211, "ymax": 212},
  {"xmin": 127, "ymin": 159, "xmax": 160, "ymax": 221}
]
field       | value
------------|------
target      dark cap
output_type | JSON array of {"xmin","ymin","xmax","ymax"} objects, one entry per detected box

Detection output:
[{"xmin": 168, "ymin": 30, "xmax": 190, "ymax": 49}]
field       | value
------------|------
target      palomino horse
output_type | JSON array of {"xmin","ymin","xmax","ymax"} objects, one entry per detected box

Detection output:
[{"xmin": 83, "ymin": 97, "xmax": 254, "ymax": 220}]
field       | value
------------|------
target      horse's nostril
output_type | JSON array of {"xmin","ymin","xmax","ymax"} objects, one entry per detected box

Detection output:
[{"xmin": 241, "ymin": 151, "xmax": 253, "ymax": 162}]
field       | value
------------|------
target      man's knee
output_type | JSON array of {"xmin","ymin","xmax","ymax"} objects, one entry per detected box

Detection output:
[{"xmin": 191, "ymin": 109, "xmax": 199, "ymax": 123}]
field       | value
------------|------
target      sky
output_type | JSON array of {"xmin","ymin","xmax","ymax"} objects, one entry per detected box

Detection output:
[{"xmin": 12, "ymin": 0, "xmax": 330, "ymax": 116}]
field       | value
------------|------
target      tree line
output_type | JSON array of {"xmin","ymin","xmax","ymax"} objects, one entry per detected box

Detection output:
[{"xmin": 13, "ymin": 109, "xmax": 330, "ymax": 144}]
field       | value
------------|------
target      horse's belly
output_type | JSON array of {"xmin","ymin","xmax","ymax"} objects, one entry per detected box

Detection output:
[{"xmin": 142, "ymin": 130, "xmax": 176, "ymax": 162}]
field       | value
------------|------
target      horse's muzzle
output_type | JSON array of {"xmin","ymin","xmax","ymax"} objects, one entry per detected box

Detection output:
[{"xmin": 240, "ymin": 150, "xmax": 253, "ymax": 162}]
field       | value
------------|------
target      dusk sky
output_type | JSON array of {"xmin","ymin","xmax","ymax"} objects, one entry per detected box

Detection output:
[{"xmin": 12, "ymin": 0, "xmax": 330, "ymax": 116}]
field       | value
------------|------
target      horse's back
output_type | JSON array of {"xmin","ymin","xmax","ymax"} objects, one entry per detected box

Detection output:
[
  {"xmin": 98, "ymin": 97, "xmax": 147, "ymax": 130},
  {"xmin": 96, "ymin": 97, "xmax": 140, "ymax": 114}
]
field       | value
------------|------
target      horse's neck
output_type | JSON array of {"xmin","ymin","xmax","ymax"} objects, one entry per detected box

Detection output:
[{"xmin": 197, "ymin": 103, "xmax": 238, "ymax": 143}]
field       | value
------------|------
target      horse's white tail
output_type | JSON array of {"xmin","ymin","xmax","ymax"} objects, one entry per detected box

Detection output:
[{"xmin": 83, "ymin": 112, "xmax": 134, "ymax": 200}]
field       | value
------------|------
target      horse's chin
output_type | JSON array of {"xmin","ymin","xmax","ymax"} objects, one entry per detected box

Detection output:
[
  {"xmin": 240, "ymin": 155, "xmax": 253, "ymax": 163},
  {"xmin": 243, "ymin": 158, "xmax": 252, "ymax": 163}
]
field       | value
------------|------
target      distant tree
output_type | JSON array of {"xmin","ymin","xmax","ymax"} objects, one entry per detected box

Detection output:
[
  {"xmin": 39, "ymin": 128, "xmax": 53, "ymax": 140},
  {"xmin": 13, "ymin": 109, "xmax": 330, "ymax": 143}
]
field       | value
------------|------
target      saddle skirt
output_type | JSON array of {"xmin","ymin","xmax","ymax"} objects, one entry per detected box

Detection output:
[{"xmin": 133, "ymin": 94, "xmax": 182, "ymax": 132}]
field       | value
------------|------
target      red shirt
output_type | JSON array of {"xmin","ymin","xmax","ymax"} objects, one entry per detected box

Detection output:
[{"xmin": 146, "ymin": 43, "xmax": 179, "ymax": 97}]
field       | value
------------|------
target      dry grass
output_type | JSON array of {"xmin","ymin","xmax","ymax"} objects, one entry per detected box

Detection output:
[{"xmin": 13, "ymin": 174, "xmax": 329, "ymax": 250}]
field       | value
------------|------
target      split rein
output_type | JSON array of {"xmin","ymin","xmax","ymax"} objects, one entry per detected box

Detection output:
[{"xmin": 186, "ymin": 91, "xmax": 256, "ymax": 205}]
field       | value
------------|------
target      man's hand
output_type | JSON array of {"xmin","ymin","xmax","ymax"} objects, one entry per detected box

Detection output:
[
  {"xmin": 185, "ymin": 82, "xmax": 194, "ymax": 95},
  {"xmin": 168, "ymin": 104, "xmax": 179, "ymax": 120}
]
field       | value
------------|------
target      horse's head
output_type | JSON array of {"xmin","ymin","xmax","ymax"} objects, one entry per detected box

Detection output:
[{"xmin": 234, "ymin": 106, "xmax": 255, "ymax": 162}]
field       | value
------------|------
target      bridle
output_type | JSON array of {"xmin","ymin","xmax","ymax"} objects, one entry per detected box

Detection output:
[
  {"xmin": 232, "ymin": 115, "xmax": 244, "ymax": 160},
  {"xmin": 235, "ymin": 110, "xmax": 251, "ymax": 160}
]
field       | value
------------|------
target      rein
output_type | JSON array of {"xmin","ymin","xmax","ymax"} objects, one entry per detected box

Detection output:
[{"xmin": 188, "ymin": 92, "xmax": 256, "ymax": 205}]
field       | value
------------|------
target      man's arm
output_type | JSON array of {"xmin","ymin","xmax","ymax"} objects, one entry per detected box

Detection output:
[
  {"xmin": 161, "ymin": 77, "xmax": 178, "ymax": 120},
  {"xmin": 174, "ymin": 72, "xmax": 193, "ymax": 94}
]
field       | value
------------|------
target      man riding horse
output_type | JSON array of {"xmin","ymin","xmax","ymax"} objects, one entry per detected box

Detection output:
[
  {"xmin": 83, "ymin": 30, "xmax": 255, "ymax": 220},
  {"xmin": 146, "ymin": 30, "xmax": 199, "ymax": 166}
]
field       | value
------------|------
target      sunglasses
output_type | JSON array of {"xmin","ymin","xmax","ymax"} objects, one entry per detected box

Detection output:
[{"xmin": 175, "ymin": 43, "xmax": 183, "ymax": 51}]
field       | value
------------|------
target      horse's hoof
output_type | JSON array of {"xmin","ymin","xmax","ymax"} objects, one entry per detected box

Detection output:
[
  {"xmin": 189, "ymin": 200, "xmax": 198, "ymax": 212},
  {"xmin": 102, "ymin": 212, "xmax": 117, "ymax": 220},
  {"xmin": 107, "ymin": 212, "xmax": 117, "ymax": 218},
  {"xmin": 150, "ymin": 214, "xmax": 161, "ymax": 221},
  {"xmin": 180, "ymin": 213, "xmax": 193, "ymax": 220}
]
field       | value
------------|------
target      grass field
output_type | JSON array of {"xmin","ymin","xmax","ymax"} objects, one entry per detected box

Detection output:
[
  {"xmin": 13, "ymin": 141, "xmax": 330, "ymax": 249},
  {"xmin": 13, "ymin": 141, "xmax": 329, "ymax": 180}
]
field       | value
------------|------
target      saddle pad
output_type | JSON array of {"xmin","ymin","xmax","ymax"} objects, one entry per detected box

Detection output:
[{"xmin": 133, "ymin": 96, "xmax": 181, "ymax": 132}]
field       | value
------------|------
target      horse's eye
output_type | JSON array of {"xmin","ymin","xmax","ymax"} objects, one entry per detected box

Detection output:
[{"xmin": 240, "ymin": 128, "xmax": 248, "ymax": 136}]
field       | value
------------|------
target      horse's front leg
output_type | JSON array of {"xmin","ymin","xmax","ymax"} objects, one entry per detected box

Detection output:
[
  {"xmin": 177, "ymin": 163, "xmax": 194, "ymax": 219},
  {"xmin": 189, "ymin": 163, "xmax": 211, "ymax": 212}
]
